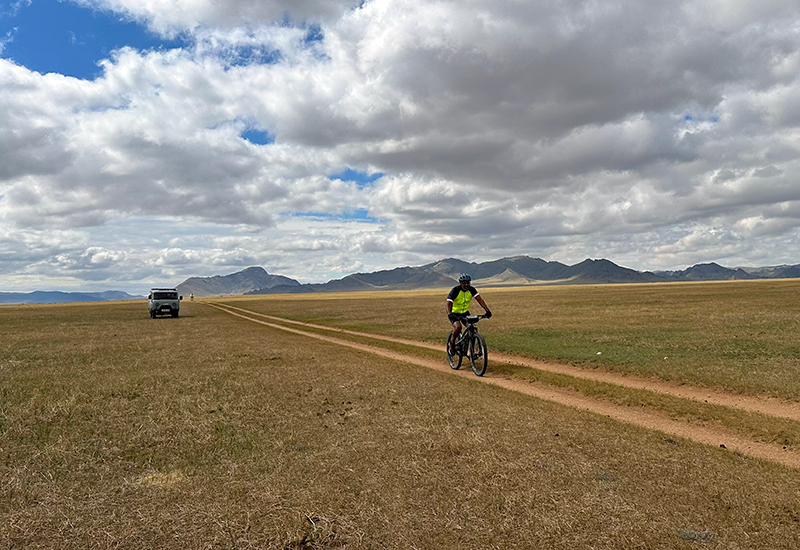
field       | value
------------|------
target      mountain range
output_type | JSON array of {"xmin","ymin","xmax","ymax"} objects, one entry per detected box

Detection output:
[
  {"xmin": 244, "ymin": 257, "xmax": 660, "ymax": 296},
  {"xmin": 0, "ymin": 290, "xmax": 143, "ymax": 305},
  {"xmin": 654, "ymin": 263, "xmax": 800, "ymax": 281},
  {"xmin": 176, "ymin": 267, "xmax": 301, "ymax": 297},
  {"xmin": 7, "ymin": 257, "xmax": 799, "ymax": 304},
  {"xmin": 176, "ymin": 257, "xmax": 800, "ymax": 297}
]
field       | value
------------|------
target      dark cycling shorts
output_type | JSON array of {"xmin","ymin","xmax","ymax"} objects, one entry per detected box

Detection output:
[{"xmin": 448, "ymin": 312, "xmax": 469, "ymax": 324}]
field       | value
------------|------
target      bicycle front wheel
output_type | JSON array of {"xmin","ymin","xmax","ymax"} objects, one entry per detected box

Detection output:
[
  {"xmin": 446, "ymin": 332, "xmax": 463, "ymax": 370},
  {"xmin": 468, "ymin": 333, "xmax": 488, "ymax": 376}
]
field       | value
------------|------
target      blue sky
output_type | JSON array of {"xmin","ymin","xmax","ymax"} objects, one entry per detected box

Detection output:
[
  {"xmin": 0, "ymin": 0, "xmax": 374, "ymax": 193},
  {"xmin": 1, "ymin": 0, "xmax": 800, "ymax": 292},
  {"xmin": 329, "ymin": 168, "xmax": 383, "ymax": 188},
  {"xmin": 1, "ymin": 0, "xmax": 182, "ymax": 79}
]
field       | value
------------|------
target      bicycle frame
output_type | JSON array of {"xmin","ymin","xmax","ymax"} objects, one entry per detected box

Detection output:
[
  {"xmin": 447, "ymin": 314, "xmax": 489, "ymax": 376},
  {"xmin": 454, "ymin": 315, "xmax": 482, "ymax": 351}
]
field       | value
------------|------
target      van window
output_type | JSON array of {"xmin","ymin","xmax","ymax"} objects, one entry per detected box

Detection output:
[{"xmin": 153, "ymin": 292, "xmax": 178, "ymax": 300}]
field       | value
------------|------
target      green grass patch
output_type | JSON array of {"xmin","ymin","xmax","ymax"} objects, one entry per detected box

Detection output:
[
  {"xmin": 219, "ymin": 279, "xmax": 800, "ymax": 399},
  {"xmin": 220, "ymin": 305, "xmax": 800, "ymax": 450},
  {"xmin": 3, "ymin": 300, "xmax": 800, "ymax": 548}
]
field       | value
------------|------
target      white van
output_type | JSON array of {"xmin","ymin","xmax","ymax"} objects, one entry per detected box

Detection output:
[{"xmin": 148, "ymin": 288, "xmax": 182, "ymax": 318}]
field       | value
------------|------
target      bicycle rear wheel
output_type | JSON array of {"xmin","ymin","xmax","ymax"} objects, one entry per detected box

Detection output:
[
  {"xmin": 446, "ymin": 333, "xmax": 463, "ymax": 370},
  {"xmin": 468, "ymin": 333, "xmax": 488, "ymax": 376}
]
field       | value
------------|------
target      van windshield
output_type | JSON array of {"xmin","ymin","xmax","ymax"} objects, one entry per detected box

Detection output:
[{"xmin": 153, "ymin": 292, "xmax": 178, "ymax": 300}]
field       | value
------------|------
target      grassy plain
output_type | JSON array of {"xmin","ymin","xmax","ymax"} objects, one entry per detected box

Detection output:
[
  {"xmin": 226, "ymin": 279, "xmax": 800, "ymax": 400},
  {"xmin": 220, "ymin": 280, "xmax": 800, "ymax": 449},
  {"xmin": 1, "ymin": 287, "xmax": 800, "ymax": 548}
]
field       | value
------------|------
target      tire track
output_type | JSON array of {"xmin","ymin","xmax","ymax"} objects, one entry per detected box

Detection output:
[
  {"xmin": 209, "ymin": 303, "xmax": 800, "ymax": 470},
  {"xmin": 215, "ymin": 303, "xmax": 800, "ymax": 422}
]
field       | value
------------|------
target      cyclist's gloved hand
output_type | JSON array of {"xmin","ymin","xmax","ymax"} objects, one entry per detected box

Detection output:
[{"xmin": 485, "ymin": 310, "xmax": 492, "ymax": 318}]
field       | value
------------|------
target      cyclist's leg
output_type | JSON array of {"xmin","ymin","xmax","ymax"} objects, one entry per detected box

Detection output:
[
  {"xmin": 448, "ymin": 313, "xmax": 463, "ymax": 354},
  {"xmin": 451, "ymin": 321, "xmax": 462, "ymax": 353}
]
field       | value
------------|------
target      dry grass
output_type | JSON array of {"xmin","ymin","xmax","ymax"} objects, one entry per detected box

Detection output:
[
  {"xmin": 2, "ymin": 298, "xmax": 800, "ymax": 548},
  {"xmin": 214, "ymin": 299, "xmax": 800, "ymax": 451},
  {"xmin": 223, "ymin": 279, "xmax": 800, "ymax": 400},
  {"xmin": 218, "ymin": 280, "xmax": 800, "ymax": 451}
]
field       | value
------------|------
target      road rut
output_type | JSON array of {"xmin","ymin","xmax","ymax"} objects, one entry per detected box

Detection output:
[{"xmin": 210, "ymin": 303, "xmax": 800, "ymax": 469}]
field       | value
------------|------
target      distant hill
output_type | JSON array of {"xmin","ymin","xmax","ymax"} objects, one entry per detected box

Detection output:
[
  {"xmin": 425, "ymin": 256, "xmax": 665, "ymax": 285},
  {"xmin": 0, "ymin": 290, "xmax": 143, "ymax": 305},
  {"xmin": 654, "ymin": 262, "xmax": 750, "ymax": 281},
  {"xmin": 10, "ymin": 256, "xmax": 798, "ymax": 303},
  {"xmin": 251, "ymin": 256, "xmax": 800, "ymax": 296},
  {"xmin": 247, "ymin": 256, "xmax": 666, "ymax": 295},
  {"xmin": 743, "ymin": 265, "xmax": 800, "ymax": 279},
  {"xmin": 9, "ymin": 256, "xmax": 798, "ymax": 303},
  {"xmin": 176, "ymin": 266, "xmax": 301, "ymax": 297},
  {"xmin": 564, "ymin": 258, "xmax": 666, "ymax": 283}
]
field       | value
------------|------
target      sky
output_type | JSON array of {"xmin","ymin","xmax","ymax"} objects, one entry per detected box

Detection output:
[{"xmin": 1, "ymin": 0, "xmax": 800, "ymax": 293}]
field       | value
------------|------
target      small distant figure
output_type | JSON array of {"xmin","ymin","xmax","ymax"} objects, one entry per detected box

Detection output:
[
  {"xmin": 190, "ymin": 293, "xmax": 194, "ymax": 301},
  {"xmin": 446, "ymin": 273, "xmax": 491, "ymax": 355}
]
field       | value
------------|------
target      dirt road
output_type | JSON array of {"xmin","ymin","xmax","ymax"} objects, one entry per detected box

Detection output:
[{"xmin": 210, "ymin": 303, "xmax": 800, "ymax": 469}]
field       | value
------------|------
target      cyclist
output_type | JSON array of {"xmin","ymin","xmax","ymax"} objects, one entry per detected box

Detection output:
[{"xmin": 447, "ymin": 273, "xmax": 492, "ymax": 355}]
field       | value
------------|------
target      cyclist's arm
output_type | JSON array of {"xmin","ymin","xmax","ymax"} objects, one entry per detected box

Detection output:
[
  {"xmin": 446, "ymin": 299, "xmax": 453, "ymax": 314},
  {"xmin": 475, "ymin": 295, "xmax": 489, "ymax": 312}
]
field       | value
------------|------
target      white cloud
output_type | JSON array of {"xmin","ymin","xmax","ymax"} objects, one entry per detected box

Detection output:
[
  {"xmin": 76, "ymin": 0, "xmax": 359, "ymax": 35},
  {"xmin": 2, "ymin": 0, "xmax": 800, "ymax": 291},
  {"xmin": 0, "ymin": 28, "xmax": 14, "ymax": 55}
]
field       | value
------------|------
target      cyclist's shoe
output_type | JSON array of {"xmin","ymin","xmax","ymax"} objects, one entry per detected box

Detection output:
[{"xmin": 448, "ymin": 342, "xmax": 456, "ymax": 356}]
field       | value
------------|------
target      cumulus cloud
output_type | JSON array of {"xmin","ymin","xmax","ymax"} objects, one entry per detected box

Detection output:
[
  {"xmin": 2, "ymin": 0, "xmax": 800, "ymax": 290},
  {"xmin": 75, "ymin": 0, "xmax": 359, "ymax": 35}
]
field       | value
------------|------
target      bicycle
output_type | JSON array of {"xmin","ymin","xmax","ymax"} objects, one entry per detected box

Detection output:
[{"xmin": 446, "ymin": 314, "xmax": 488, "ymax": 376}]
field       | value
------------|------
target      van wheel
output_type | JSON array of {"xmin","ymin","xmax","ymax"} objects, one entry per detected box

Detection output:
[
  {"xmin": 172, "ymin": 311, "xmax": 179, "ymax": 318},
  {"xmin": 150, "ymin": 311, "xmax": 156, "ymax": 319}
]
